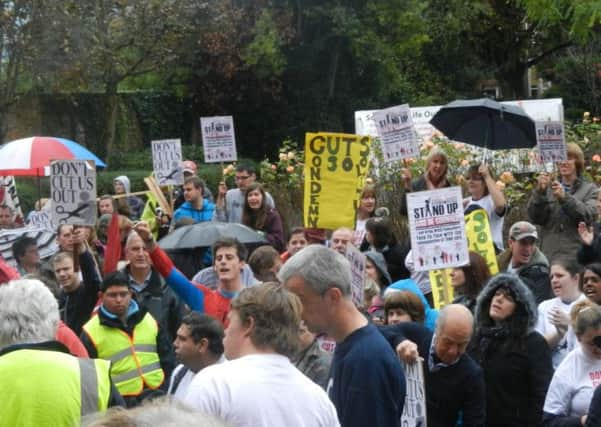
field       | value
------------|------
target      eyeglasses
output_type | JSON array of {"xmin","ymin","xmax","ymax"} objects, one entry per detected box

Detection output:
[{"xmin": 235, "ymin": 175, "xmax": 251, "ymax": 181}]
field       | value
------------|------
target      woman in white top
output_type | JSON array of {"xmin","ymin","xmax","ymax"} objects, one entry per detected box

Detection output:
[
  {"xmin": 543, "ymin": 301, "xmax": 601, "ymax": 426},
  {"xmin": 463, "ymin": 163, "xmax": 507, "ymax": 252},
  {"xmin": 537, "ymin": 258, "xmax": 587, "ymax": 368},
  {"xmin": 353, "ymin": 185, "xmax": 376, "ymax": 248}
]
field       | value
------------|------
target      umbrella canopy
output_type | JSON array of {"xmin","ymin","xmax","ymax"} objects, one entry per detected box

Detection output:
[
  {"xmin": 158, "ymin": 221, "xmax": 266, "ymax": 250},
  {"xmin": 0, "ymin": 136, "xmax": 107, "ymax": 176},
  {"xmin": 429, "ymin": 98, "xmax": 536, "ymax": 150}
]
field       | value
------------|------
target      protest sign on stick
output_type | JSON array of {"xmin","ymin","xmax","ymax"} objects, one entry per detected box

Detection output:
[
  {"xmin": 151, "ymin": 139, "xmax": 184, "ymax": 186},
  {"xmin": 50, "ymin": 160, "xmax": 96, "ymax": 227},
  {"xmin": 303, "ymin": 132, "xmax": 372, "ymax": 229},
  {"xmin": 535, "ymin": 121, "xmax": 566, "ymax": 163},
  {"xmin": 200, "ymin": 116, "xmax": 237, "ymax": 163},
  {"xmin": 401, "ymin": 359, "xmax": 427, "ymax": 427},
  {"xmin": 373, "ymin": 104, "xmax": 420, "ymax": 162},
  {"xmin": 345, "ymin": 243, "xmax": 366, "ymax": 307},
  {"xmin": 407, "ymin": 187, "xmax": 468, "ymax": 272}
]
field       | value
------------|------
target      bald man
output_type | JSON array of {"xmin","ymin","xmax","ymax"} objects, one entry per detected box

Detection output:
[
  {"xmin": 330, "ymin": 227, "xmax": 354, "ymax": 255},
  {"xmin": 381, "ymin": 304, "xmax": 485, "ymax": 427}
]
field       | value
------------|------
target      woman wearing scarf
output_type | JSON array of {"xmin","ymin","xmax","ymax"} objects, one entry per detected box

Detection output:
[{"xmin": 469, "ymin": 273, "xmax": 553, "ymax": 427}]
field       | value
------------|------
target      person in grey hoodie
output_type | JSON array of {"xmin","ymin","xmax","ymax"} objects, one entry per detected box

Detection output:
[{"xmin": 113, "ymin": 175, "xmax": 144, "ymax": 220}]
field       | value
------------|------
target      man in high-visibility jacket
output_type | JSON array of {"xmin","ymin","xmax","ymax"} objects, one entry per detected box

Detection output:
[
  {"xmin": 81, "ymin": 270, "xmax": 175, "ymax": 407},
  {"xmin": 0, "ymin": 279, "xmax": 123, "ymax": 427}
]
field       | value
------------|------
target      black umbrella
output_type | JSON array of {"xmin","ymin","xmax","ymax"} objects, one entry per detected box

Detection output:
[
  {"xmin": 429, "ymin": 98, "xmax": 536, "ymax": 150},
  {"xmin": 158, "ymin": 221, "xmax": 266, "ymax": 250}
]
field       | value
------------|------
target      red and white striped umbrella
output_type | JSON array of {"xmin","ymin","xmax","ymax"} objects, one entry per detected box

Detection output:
[{"xmin": 0, "ymin": 136, "xmax": 106, "ymax": 176}]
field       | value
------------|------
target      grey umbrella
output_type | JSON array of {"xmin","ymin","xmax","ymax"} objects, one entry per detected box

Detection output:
[
  {"xmin": 158, "ymin": 221, "xmax": 266, "ymax": 250},
  {"xmin": 429, "ymin": 98, "xmax": 536, "ymax": 150}
]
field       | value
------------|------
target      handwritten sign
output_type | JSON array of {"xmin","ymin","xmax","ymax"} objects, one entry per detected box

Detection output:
[
  {"xmin": 50, "ymin": 160, "xmax": 96, "ymax": 227},
  {"xmin": 27, "ymin": 210, "xmax": 53, "ymax": 231},
  {"xmin": 200, "ymin": 116, "xmax": 237, "ymax": 163},
  {"xmin": 407, "ymin": 187, "xmax": 468, "ymax": 272},
  {"xmin": 345, "ymin": 243, "xmax": 366, "ymax": 307},
  {"xmin": 429, "ymin": 207, "xmax": 499, "ymax": 308},
  {"xmin": 303, "ymin": 132, "xmax": 372, "ymax": 229},
  {"xmin": 151, "ymin": 139, "xmax": 183, "ymax": 186},
  {"xmin": 536, "ymin": 121, "xmax": 566, "ymax": 163},
  {"xmin": 401, "ymin": 360, "xmax": 427, "ymax": 427},
  {"xmin": 373, "ymin": 104, "xmax": 419, "ymax": 162}
]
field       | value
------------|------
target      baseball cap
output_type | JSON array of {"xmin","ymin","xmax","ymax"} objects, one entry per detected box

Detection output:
[
  {"xmin": 509, "ymin": 221, "xmax": 538, "ymax": 241},
  {"xmin": 183, "ymin": 160, "xmax": 197, "ymax": 175}
]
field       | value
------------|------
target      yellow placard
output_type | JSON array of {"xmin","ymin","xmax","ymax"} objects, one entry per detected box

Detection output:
[
  {"xmin": 429, "ymin": 207, "xmax": 499, "ymax": 308},
  {"xmin": 303, "ymin": 132, "xmax": 372, "ymax": 229}
]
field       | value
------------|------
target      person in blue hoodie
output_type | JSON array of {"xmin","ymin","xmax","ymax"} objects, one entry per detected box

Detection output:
[
  {"xmin": 173, "ymin": 176, "xmax": 215, "ymax": 224},
  {"xmin": 385, "ymin": 278, "xmax": 439, "ymax": 331}
]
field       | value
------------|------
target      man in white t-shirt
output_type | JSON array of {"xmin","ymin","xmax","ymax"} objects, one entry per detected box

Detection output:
[
  {"xmin": 168, "ymin": 312, "xmax": 225, "ymax": 400},
  {"xmin": 184, "ymin": 283, "xmax": 339, "ymax": 427}
]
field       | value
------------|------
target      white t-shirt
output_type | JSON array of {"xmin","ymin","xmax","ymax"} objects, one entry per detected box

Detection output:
[
  {"xmin": 167, "ymin": 365, "xmax": 196, "ymax": 401},
  {"xmin": 544, "ymin": 347, "xmax": 601, "ymax": 417},
  {"xmin": 465, "ymin": 194, "xmax": 504, "ymax": 251},
  {"xmin": 184, "ymin": 353, "xmax": 340, "ymax": 427},
  {"xmin": 536, "ymin": 294, "xmax": 587, "ymax": 368}
]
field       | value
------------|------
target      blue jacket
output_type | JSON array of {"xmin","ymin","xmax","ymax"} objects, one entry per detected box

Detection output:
[
  {"xmin": 173, "ymin": 200, "xmax": 215, "ymax": 224},
  {"xmin": 385, "ymin": 279, "xmax": 439, "ymax": 331}
]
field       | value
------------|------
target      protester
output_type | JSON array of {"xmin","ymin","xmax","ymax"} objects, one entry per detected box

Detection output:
[
  {"xmin": 120, "ymin": 231, "xmax": 184, "ymax": 343},
  {"xmin": 496, "ymin": 220, "xmax": 552, "ymax": 304},
  {"xmin": 528, "ymin": 142, "xmax": 599, "ymax": 261},
  {"xmin": 400, "ymin": 147, "xmax": 451, "ymax": 214},
  {"xmin": 582, "ymin": 263, "xmax": 601, "ymax": 305},
  {"xmin": 98, "ymin": 194, "xmax": 116, "ymax": 216},
  {"xmin": 113, "ymin": 175, "xmax": 144, "ymax": 220},
  {"xmin": 330, "ymin": 227, "xmax": 353, "ymax": 254},
  {"xmin": 173, "ymin": 176, "xmax": 215, "ymax": 223},
  {"xmin": 384, "ymin": 290, "xmax": 426, "ymax": 325},
  {"xmin": 536, "ymin": 258, "xmax": 587, "ymax": 367},
  {"xmin": 241, "ymin": 182, "xmax": 285, "ymax": 252},
  {"xmin": 54, "ymin": 239, "xmax": 102, "ymax": 335},
  {"xmin": 247, "ymin": 245, "xmax": 281, "ymax": 282},
  {"xmin": 464, "ymin": 163, "xmax": 507, "ymax": 251},
  {"xmin": 215, "ymin": 163, "xmax": 275, "ymax": 224},
  {"xmin": 469, "ymin": 273, "xmax": 553, "ymax": 427},
  {"xmin": 0, "ymin": 204, "xmax": 16, "ymax": 229},
  {"xmin": 173, "ymin": 159, "xmax": 215, "ymax": 210},
  {"xmin": 388, "ymin": 304, "xmax": 486, "ymax": 427},
  {"xmin": 279, "ymin": 245, "xmax": 405, "ymax": 427},
  {"xmin": 0, "ymin": 279, "xmax": 122, "ymax": 426},
  {"xmin": 542, "ymin": 300, "xmax": 601, "ymax": 426},
  {"xmin": 12, "ymin": 236, "xmax": 41, "ymax": 275},
  {"xmin": 577, "ymin": 220, "xmax": 601, "ymax": 265},
  {"xmin": 81, "ymin": 271, "xmax": 174, "ymax": 407},
  {"xmin": 169, "ymin": 312, "xmax": 225, "ymax": 401},
  {"xmin": 184, "ymin": 283, "xmax": 340, "ymax": 427},
  {"xmin": 451, "ymin": 251, "xmax": 492, "ymax": 313},
  {"xmin": 56, "ymin": 223, "xmax": 76, "ymax": 252},
  {"xmin": 385, "ymin": 278, "xmax": 439, "ymax": 331},
  {"xmin": 365, "ymin": 216, "xmax": 411, "ymax": 282},
  {"xmin": 136, "ymin": 222, "xmax": 247, "ymax": 324},
  {"xmin": 280, "ymin": 226, "xmax": 308, "ymax": 262},
  {"xmin": 293, "ymin": 320, "xmax": 332, "ymax": 390},
  {"xmin": 354, "ymin": 184, "xmax": 376, "ymax": 247}
]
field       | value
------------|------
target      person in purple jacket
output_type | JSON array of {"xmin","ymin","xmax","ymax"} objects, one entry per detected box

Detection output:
[{"xmin": 241, "ymin": 182, "xmax": 285, "ymax": 253}]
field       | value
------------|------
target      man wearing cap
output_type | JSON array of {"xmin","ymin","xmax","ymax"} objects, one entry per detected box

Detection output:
[
  {"xmin": 173, "ymin": 160, "xmax": 214, "ymax": 210},
  {"xmin": 173, "ymin": 176, "xmax": 215, "ymax": 224},
  {"xmin": 497, "ymin": 220, "xmax": 552, "ymax": 304},
  {"xmin": 80, "ymin": 270, "xmax": 175, "ymax": 407}
]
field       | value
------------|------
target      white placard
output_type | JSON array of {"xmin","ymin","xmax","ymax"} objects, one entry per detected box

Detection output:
[
  {"xmin": 50, "ymin": 160, "xmax": 97, "ymax": 227},
  {"xmin": 200, "ymin": 116, "xmax": 238, "ymax": 163},
  {"xmin": 535, "ymin": 121, "xmax": 566, "ymax": 163},
  {"xmin": 345, "ymin": 243, "xmax": 366, "ymax": 307},
  {"xmin": 373, "ymin": 104, "xmax": 420, "ymax": 162},
  {"xmin": 407, "ymin": 187, "xmax": 468, "ymax": 272},
  {"xmin": 151, "ymin": 139, "xmax": 184, "ymax": 185},
  {"xmin": 401, "ymin": 360, "xmax": 427, "ymax": 427},
  {"xmin": 27, "ymin": 210, "xmax": 53, "ymax": 231}
]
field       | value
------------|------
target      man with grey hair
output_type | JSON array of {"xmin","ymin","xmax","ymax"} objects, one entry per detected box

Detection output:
[
  {"xmin": 330, "ymin": 227, "xmax": 354, "ymax": 254},
  {"xmin": 388, "ymin": 304, "xmax": 485, "ymax": 427},
  {"xmin": 279, "ymin": 245, "xmax": 405, "ymax": 427},
  {"xmin": 0, "ymin": 279, "xmax": 123, "ymax": 426}
]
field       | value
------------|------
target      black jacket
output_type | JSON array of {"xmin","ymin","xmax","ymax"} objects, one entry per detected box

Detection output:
[
  {"xmin": 380, "ymin": 322, "xmax": 486, "ymax": 427},
  {"xmin": 80, "ymin": 305, "xmax": 175, "ymax": 385},
  {"xmin": 58, "ymin": 250, "xmax": 102, "ymax": 335}
]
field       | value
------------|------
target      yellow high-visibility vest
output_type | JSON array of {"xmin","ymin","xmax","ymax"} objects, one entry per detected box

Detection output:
[
  {"xmin": 0, "ymin": 349, "xmax": 111, "ymax": 427},
  {"xmin": 83, "ymin": 312, "xmax": 164, "ymax": 396}
]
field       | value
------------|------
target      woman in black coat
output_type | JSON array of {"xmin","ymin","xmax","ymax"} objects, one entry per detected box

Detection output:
[{"xmin": 469, "ymin": 273, "xmax": 554, "ymax": 427}]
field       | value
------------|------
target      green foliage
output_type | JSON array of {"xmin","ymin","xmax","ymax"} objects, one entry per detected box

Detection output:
[{"xmin": 242, "ymin": 10, "xmax": 287, "ymax": 79}]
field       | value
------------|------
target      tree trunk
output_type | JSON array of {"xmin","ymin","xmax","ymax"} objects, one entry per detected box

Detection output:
[{"xmin": 102, "ymin": 83, "xmax": 119, "ymax": 158}]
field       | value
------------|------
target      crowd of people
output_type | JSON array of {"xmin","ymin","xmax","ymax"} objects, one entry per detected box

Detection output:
[{"xmin": 1, "ymin": 146, "xmax": 601, "ymax": 427}]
